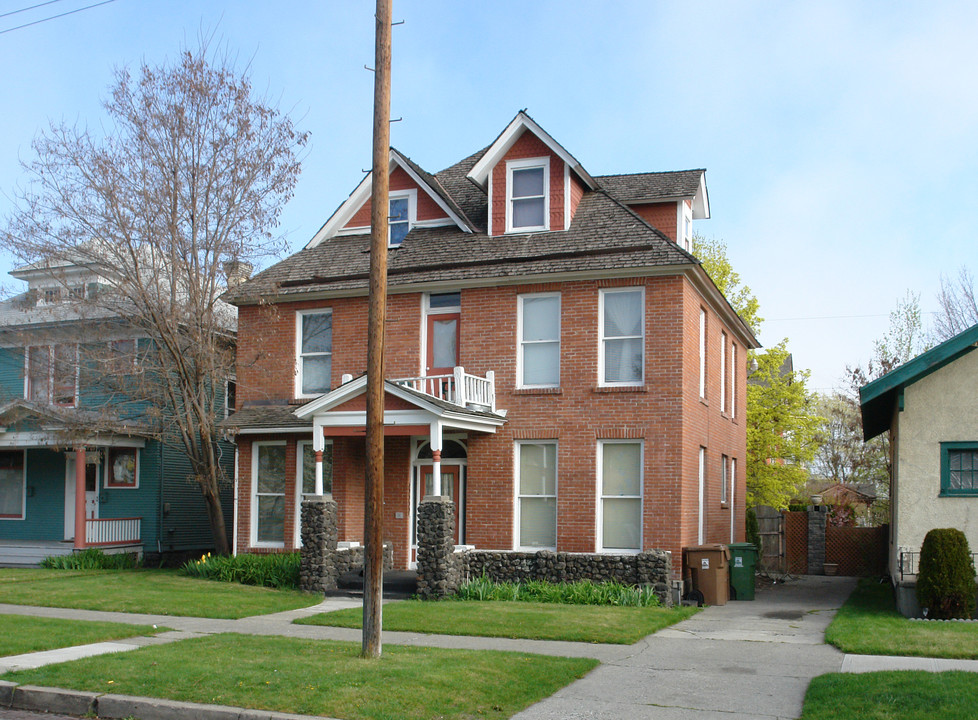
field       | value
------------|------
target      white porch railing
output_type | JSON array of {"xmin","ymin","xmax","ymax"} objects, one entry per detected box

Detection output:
[
  {"xmin": 393, "ymin": 367, "xmax": 496, "ymax": 413},
  {"xmin": 86, "ymin": 517, "xmax": 141, "ymax": 546}
]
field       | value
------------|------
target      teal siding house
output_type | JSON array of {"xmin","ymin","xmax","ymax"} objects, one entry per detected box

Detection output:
[{"xmin": 0, "ymin": 261, "xmax": 233, "ymax": 566}]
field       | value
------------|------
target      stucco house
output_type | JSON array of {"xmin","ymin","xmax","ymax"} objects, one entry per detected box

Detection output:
[
  {"xmin": 222, "ymin": 111, "xmax": 759, "ymax": 571},
  {"xmin": 0, "ymin": 258, "xmax": 233, "ymax": 566},
  {"xmin": 860, "ymin": 322, "xmax": 978, "ymax": 614}
]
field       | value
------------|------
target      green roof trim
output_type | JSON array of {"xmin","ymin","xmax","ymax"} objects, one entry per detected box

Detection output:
[{"xmin": 859, "ymin": 322, "xmax": 978, "ymax": 440}]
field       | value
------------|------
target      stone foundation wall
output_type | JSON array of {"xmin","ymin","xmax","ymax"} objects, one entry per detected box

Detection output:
[
  {"xmin": 334, "ymin": 544, "xmax": 394, "ymax": 576},
  {"xmin": 458, "ymin": 549, "xmax": 673, "ymax": 604}
]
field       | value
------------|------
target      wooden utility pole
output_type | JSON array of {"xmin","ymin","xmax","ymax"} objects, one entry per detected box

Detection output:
[{"xmin": 362, "ymin": 0, "xmax": 392, "ymax": 659}]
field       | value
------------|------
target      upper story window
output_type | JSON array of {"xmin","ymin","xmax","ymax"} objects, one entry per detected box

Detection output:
[
  {"xmin": 425, "ymin": 292, "xmax": 460, "ymax": 375},
  {"xmin": 27, "ymin": 344, "xmax": 78, "ymax": 407},
  {"xmin": 518, "ymin": 293, "xmax": 560, "ymax": 388},
  {"xmin": 720, "ymin": 331, "xmax": 728, "ymax": 413},
  {"xmin": 731, "ymin": 343, "xmax": 737, "ymax": 419},
  {"xmin": 699, "ymin": 309, "xmax": 707, "ymax": 399},
  {"xmin": 680, "ymin": 202, "xmax": 693, "ymax": 253},
  {"xmin": 296, "ymin": 310, "xmax": 332, "ymax": 397},
  {"xmin": 941, "ymin": 442, "xmax": 978, "ymax": 496},
  {"xmin": 599, "ymin": 288, "xmax": 644, "ymax": 386},
  {"xmin": 389, "ymin": 189, "xmax": 417, "ymax": 247},
  {"xmin": 506, "ymin": 157, "xmax": 550, "ymax": 233}
]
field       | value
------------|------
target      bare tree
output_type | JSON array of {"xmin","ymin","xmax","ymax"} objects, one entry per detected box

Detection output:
[
  {"xmin": 935, "ymin": 266, "xmax": 978, "ymax": 342},
  {"xmin": 1, "ymin": 43, "xmax": 307, "ymax": 554}
]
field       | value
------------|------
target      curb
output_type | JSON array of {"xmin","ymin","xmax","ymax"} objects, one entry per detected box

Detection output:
[{"xmin": 0, "ymin": 680, "xmax": 339, "ymax": 720}]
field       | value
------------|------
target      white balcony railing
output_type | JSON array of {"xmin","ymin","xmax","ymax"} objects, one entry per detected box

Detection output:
[
  {"xmin": 393, "ymin": 367, "xmax": 496, "ymax": 413},
  {"xmin": 86, "ymin": 517, "xmax": 141, "ymax": 546}
]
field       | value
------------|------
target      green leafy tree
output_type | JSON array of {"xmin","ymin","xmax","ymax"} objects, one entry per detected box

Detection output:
[
  {"xmin": 746, "ymin": 340, "xmax": 821, "ymax": 509},
  {"xmin": 692, "ymin": 234, "xmax": 762, "ymax": 335}
]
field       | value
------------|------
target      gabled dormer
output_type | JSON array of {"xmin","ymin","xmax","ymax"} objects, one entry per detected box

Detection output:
[
  {"xmin": 466, "ymin": 111, "xmax": 598, "ymax": 236},
  {"xmin": 306, "ymin": 148, "xmax": 474, "ymax": 250}
]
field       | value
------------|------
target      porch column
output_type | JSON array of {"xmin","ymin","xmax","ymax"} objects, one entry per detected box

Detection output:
[
  {"xmin": 313, "ymin": 419, "xmax": 325, "ymax": 495},
  {"xmin": 73, "ymin": 447, "xmax": 87, "ymax": 550},
  {"xmin": 429, "ymin": 421, "xmax": 443, "ymax": 496}
]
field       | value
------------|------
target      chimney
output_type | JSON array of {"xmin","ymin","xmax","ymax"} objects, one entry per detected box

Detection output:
[{"xmin": 223, "ymin": 261, "xmax": 253, "ymax": 289}]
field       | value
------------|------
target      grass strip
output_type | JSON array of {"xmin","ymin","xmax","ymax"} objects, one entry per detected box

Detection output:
[
  {"xmin": 2, "ymin": 633, "xmax": 598, "ymax": 720},
  {"xmin": 297, "ymin": 599, "xmax": 699, "ymax": 644},
  {"xmin": 0, "ymin": 614, "xmax": 163, "ymax": 657},
  {"xmin": 801, "ymin": 671, "xmax": 978, "ymax": 719},
  {"xmin": 0, "ymin": 569, "xmax": 319, "ymax": 619},
  {"xmin": 825, "ymin": 578, "xmax": 978, "ymax": 659}
]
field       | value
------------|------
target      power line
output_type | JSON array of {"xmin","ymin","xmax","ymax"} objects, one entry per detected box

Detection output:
[
  {"xmin": 0, "ymin": 0, "xmax": 116, "ymax": 36},
  {"xmin": 0, "ymin": 0, "xmax": 69, "ymax": 20},
  {"xmin": 766, "ymin": 311, "xmax": 938, "ymax": 322}
]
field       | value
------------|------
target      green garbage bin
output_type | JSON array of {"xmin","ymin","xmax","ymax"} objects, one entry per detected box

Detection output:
[{"xmin": 727, "ymin": 543, "xmax": 758, "ymax": 601}]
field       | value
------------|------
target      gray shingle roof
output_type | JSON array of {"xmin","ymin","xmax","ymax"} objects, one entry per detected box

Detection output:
[
  {"xmin": 597, "ymin": 170, "xmax": 705, "ymax": 204},
  {"xmin": 220, "ymin": 404, "xmax": 312, "ymax": 433}
]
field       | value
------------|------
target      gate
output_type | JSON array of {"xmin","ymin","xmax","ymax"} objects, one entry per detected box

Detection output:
[{"xmin": 754, "ymin": 505, "xmax": 785, "ymax": 575}]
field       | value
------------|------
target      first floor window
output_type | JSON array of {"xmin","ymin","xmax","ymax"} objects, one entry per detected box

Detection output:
[
  {"xmin": 298, "ymin": 311, "xmax": 332, "ymax": 396},
  {"xmin": 254, "ymin": 443, "xmax": 286, "ymax": 545},
  {"xmin": 599, "ymin": 441, "xmax": 642, "ymax": 551},
  {"xmin": 941, "ymin": 442, "xmax": 978, "ymax": 496},
  {"xmin": 600, "ymin": 288, "xmax": 644, "ymax": 385},
  {"xmin": 106, "ymin": 448, "xmax": 138, "ymax": 488},
  {"xmin": 0, "ymin": 450, "xmax": 25, "ymax": 519},
  {"xmin": 298, "ymin": 441, "xmax": 333, "ymax": 497},
  {"xmin": 517, "ymin": 442, "xmax": 557, "ymax": 548},
  {"xmin": 721, "ymin": 453, "xmax": 729, "ymax": 504}
]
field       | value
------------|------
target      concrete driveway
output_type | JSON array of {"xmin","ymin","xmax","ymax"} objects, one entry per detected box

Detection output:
[{"xmin": 513, "ymin": 575, "xmax": 857, "ymax": 720}]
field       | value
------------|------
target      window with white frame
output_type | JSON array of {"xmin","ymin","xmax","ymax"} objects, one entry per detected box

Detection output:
[
  {"xmin": 106, "ymin": 447, "xmax": 138, "ymax": 488},
  {"xmin": 599, "ymin": 441, "xmax": 642, "ymax": 552},
  {"xmin": 518, "ymin": 293, "xmax": 560, "ymax": 387},
  {"xmin": 731, "ymin": 343, "xmax": 737, "ymax": 419},
  {"xmin": 27, "ymin": 345, "xmax": 78, "ymax": 407},
  {"xmin": 252, "ymin": 442, "xmax": 286, "ymax": 546},
  {"xmin": 506, "ymin": 158, "xmax": 549, "ymax": 232},
  {"xmin": 388, "ymin": 189, "xmax": 416, "ymax": 247},
  {"xmin": 720, "ymin": 331, "xmax": 727, "ymax": 413},
  {"xmin": 517, "ymin": 442, "xmax": 557, "ymax": 549},
  {"xmin": 681, "ymin": 202, "xmax": 693, "ymax": 252},
  {"xmin": 699, "ymin": 309, "xmax": 707, "ymax": 399},
  {"xmin": 721, "ymin": 453, "xmax": 729, "ymax": 504},
  {"xmin": 698, "ymin": 447, "xmax": 706, "ymax": 544},
  {"xmin": 600, "ymin": 288, "xmax": 644, "ymax": 385},
  {"xmin": 297, "ymin": 310, "xmax": 332, "ymax": 396},
  {"xmin": 0, "ymin": 450, "xmax": 25, "ymax": 519},
  {"xmin": 297, "ymin": 440, "xmax": 333, "ymax": 497}
]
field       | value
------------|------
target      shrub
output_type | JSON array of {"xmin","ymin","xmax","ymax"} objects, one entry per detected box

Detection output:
[
  {"xmin": 453, "ymin": 576, "xmax": 661, "ymax": 607},
  {"xmin": 917, "ymin": 528, "xmax": 977, "ymax": 620},
  {"xmin": 746, "ymin": 507, "xmax": 760, "ymax": 550},
  {"xmin": 41, "ymin": 548, "xmax": 140, "ymax": 570},
  {"xmin": 180, "ymin": 551, "xmax": 300, "ymax": 589}
]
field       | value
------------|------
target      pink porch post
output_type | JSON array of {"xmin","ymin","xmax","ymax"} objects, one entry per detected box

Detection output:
[{"xmin": 73, "ymin": 447, "xmax": 87, "ymax": 550}]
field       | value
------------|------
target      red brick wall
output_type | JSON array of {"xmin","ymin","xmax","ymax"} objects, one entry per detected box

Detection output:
[
  {"xmin": 343, "ymin": 166, "xmax": 450, "ymax": 230},
  {"xmin": 488, "ymin": 131, "xmax": 565, "ymax": 236},
  {"xmin": 234, "ymin": 272, "xmax": 749, "ymax": 572},
  {"xmin": 630, "ymin": 202, "xmax": 679, "ymax": 241}
]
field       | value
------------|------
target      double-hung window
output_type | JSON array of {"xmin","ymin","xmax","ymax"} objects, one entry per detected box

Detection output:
[
  {"xmin": 253, "ymin": 442, "xmax": 286, "ymax": 546},
  {"xmin": 518, "ymin": 293, "xmax": 560, "ymax": 387},
  {"xmin": 720, "ymin": 331, "xmax": 728, "ymax": 413},
  {"xmin": 699, "ymin": 309, "xmax": 707, "ymax": 399},
  {"xmin": 27, "ymin": 345, "xmax": 78, "ymax": 407},
  {"xmin": 297, "ymin": 310, "xmax": 332, "ymax": 397},
  {"xmin": 388, "ymin": 189, "xmax": 416, "ymax": 247},
  {"xmin": 721, "ymin": 453, "xmax": 729, "ymax": 505},
  {"xmin": 600, "ymin": 288, "xmax": 644, "ymax": 385},
  {"xmin": 941, "ymin": 442, "xmax": 978, "ymax": 496},
  {"xmin": 0, "ymin": 450, "xmax": 25, "ymax": 520},
  {"xmin": 106, "ymin": 447, "xmax": 138, "ymax": 488},
  {"xmin": 516, "ymin": 442, "xmax": 557, "ymax": 549},
  {"xmin": 599, "ymin": 441, "xmax": 642, "ymax": 552},
  {"xmin": 506, "ymin": 158, "xmax": 549, "ymax": 232}
]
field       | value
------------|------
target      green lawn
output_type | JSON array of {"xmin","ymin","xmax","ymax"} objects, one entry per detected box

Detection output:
[
  {"xmin": 0, "ymin": 614, "xmax": 163, "ymax": 657},
  {"xmin": 825, "ymin": 578, "xmax": 978, "ymax": 659},
  {"xmin": 2, "ymin": 633, "xmax": 598, "ymax": 720},
  {"xmin": 801, "ymin": 671, "xmax": 978, "ymax": 719},
  {"xmin": 297, "ymin": 599, "xmax": 699, "ymax": 644},
  {"xmin": 0, "ymin": 569, "xmax": 320, "ymax": 619}
]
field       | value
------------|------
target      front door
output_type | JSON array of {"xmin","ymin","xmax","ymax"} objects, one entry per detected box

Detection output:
[
  {"xmin": 64, "ymin": 454, "xmax": 99, "ymax": 541},
  {"xmin": 411, "ymin": 464, "xmax": 463, "ymax": 563}
]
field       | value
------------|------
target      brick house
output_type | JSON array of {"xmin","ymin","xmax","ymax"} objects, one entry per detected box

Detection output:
[{"xmin": 222, "ymin": 111, "xmax": 759, "ymax": 571}]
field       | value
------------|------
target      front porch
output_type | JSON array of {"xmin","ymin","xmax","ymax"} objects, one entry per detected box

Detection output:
[{"xmin": 0, "ymin": 523, "xmax": 143, "ymax": 568}]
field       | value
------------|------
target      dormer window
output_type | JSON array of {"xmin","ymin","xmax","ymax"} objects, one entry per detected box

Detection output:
[
  {"xmin": 680, "ymin": 202, "xmax": 693, "ymax": 252},
  {"xmin": 388, "ymin": 189, "xmax": 417, "ymax": 247},
  {"xmin": 507, "ymin": 157, "xmax": 549, "ymax": 232}
]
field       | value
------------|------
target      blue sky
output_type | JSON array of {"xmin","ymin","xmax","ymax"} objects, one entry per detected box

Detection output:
[{"xmin": 2, "ymin": 1, "xmax": 975, "ymax": 393}]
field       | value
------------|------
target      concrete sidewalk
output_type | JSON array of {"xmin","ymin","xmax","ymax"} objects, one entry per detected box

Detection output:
[{"xmin": 3, "ymin": 577, "xmax": 978, "ymax": 720}]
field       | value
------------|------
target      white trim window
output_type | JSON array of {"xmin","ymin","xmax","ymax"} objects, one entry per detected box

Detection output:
[
  {"xmin": 506, "ymin": 157, "xmax": 550, "ymax": 232},
  {"xmin": 516, "ymin": 441, "xmax": 557, "ymax": 549},
  {"xmin": 0, "ymin": 450, "xmax": 26, "ymax": 520},
  {"xmin": 729, "ymin": 457, "xmax": 737, "ymax": 542},
  {"xmin": 26, "ymin": 344, "xmax": 78, "ymax": 407},
  {"xmin": 699, "ymin": 309, "xmax": 707, "ymax": 399},
  {"xmin": 680, "ymin": 201, "xmax": 693, "ymax": 252},
  {"xmin": 698, "ymin": 447, "xmax": 706, "ymax": 544},
  {"xmin": 252, "ymin": 441, "xmax": 287, "ymax": 547},
  {"xmin": 721, "ymin": 453, "xmax": 729, "ymax": 505},
  {"xmin": 731, "ymin": 343, "xmax": 738, "ymax": 419},
  {"xmin": 295, "ymin": 440, "xmax": 333, "ymax": 546},
  {"xmin": 720, "ymin": 331, "xmax": 728, "ymax": 413},
  {"xmin": 599, "ymin": 288, "xmax": 644, "ymax": 385},
  {"xmin": 296, "ymin": 310, "xmax": 332, "ymax": 397},
  {"xmin": 518, "ymin": 293, "xmax": 560, "ymax": 387},
  {"xmin": 598, "ymin": 440, "xmax": 643, "ymax": 552},
  {"xmin": 388, "ymin": 188, "xmax": 417, "ymax": 247}
]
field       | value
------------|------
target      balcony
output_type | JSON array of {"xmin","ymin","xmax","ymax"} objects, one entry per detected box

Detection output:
[{"xmin": 392, "ymin": 367, "xmax": 496, "ymax": 413}]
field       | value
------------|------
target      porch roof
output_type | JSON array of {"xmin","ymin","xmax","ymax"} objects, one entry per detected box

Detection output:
[{"xmin": 0, "ymin": 399, "xmax": 152, "ymax": 448}]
